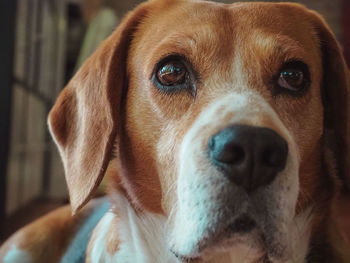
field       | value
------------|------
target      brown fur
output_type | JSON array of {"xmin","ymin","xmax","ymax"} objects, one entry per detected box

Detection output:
[{"xmin": 1, "ymin": 0, "xmax": 349, "ymax": 262}]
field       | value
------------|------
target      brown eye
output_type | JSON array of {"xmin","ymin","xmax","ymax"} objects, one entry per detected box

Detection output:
[
  {"xmin": 278, "ymin": 69, "xmax": 304, "ymax": 90},
  {"xmin": 276, "ymin": 61, "xmax": 310, "ymax": 94},
  {"xmin": 153, "ymin": 55, "xmax": 197, "ymax": 94},
  {"xmin": 157, "ymin": 61, "xmax": 187, "ymax": 86}
]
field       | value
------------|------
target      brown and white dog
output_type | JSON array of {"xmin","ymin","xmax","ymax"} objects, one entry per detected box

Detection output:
[{"xmin": 1, "ymin": 0, "xmax": 350, "ymax": 262}]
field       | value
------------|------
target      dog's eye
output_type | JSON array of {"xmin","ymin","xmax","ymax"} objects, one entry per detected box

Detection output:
[
  {"xmin": 157, "ymin": 61, "xmax": 187, "ymax": 86},
  {"xmin": 152, "ymin": 55, "xmax": 197, "ymax": 95},
  {"xmin": 276, "ymin": 61, "xmax": 310, "ymax": 95},
  {"xmin": 278, "ymin": 69, "xmax": 303, "ymax": 89}
]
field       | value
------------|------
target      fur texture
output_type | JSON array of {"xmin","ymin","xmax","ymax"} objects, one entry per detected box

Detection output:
[{"xmin": 1, "ymin": 1, "xmax": 349, "ymax": 262}]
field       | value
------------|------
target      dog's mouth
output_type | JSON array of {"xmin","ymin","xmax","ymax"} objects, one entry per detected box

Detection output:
[
  {"xmin": 169, "ymin": 176, "xmax": 296, "ymax": 262},
  {"xmin": 225, "ymin": 214, "xmax": 257, "ymax": 233},
  {"xmin": 171, "ymin": 251, "xmax": 201, "ymax": 262},
  {"xmin": 205, "ymin": 215, "xmax": 265, "ymax": 251}
]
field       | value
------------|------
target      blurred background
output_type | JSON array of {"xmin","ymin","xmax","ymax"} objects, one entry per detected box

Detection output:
[{"xmin": 0, "ymin": 0, "xmax": 349, "ymax": 242}]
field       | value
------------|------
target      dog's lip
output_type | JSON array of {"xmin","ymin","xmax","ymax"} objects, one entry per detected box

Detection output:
[
  {"xmin": 211, "ymin": 214, "xmax": 259, "ymax": 243},
  {"xmin": 225, "ymin": 214, "xmax": 257, "ymax": 234},
  {"xmin": 171, "ymin": 214, "xmax": 264, "ymax": 260},
  {"xmin": 171, "ymin": 249, "xmax": 201, "ymax": 262},
  {"xmin": 171, "ymin": 226, "xmax": 267, "ymax": 262}
]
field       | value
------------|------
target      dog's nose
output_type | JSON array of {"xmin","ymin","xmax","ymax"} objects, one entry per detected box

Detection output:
[{"xmin": 208, "ymin": 125, "xmax": 288, "ymax": 192}]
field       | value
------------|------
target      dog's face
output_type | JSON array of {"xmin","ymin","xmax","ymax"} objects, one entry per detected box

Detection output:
[
  {"xmin": 123, "ymin": 1, "xmax": 325, "ymax": 260},
  {"xmin": 48, "ymin": 0, "xmax": 350, "ymax": 262}
]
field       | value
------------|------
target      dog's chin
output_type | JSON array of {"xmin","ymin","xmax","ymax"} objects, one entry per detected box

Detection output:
[
  {"xmin": 170, "ymin": 218, "xmax": 266, "ymax": 262},
  {"xmin": 171, "ymin": 232, "xmax": 266, "ymax": 263},
  {"xmin": 170, "ymin": 216, "xmax": 288, "ymax": 263}
]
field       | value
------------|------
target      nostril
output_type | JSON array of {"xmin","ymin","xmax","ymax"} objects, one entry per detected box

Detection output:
[
  {"xmin": 208, "ymin": 130, "xmax": 245, "ymax": 165},
  {"xmin": 216, "ymin": 144, "xmax": 245, "ymax": 164},
  {"xmin": 261, "ymin": 143, "xmax": 288, "ymax": 171},
  {"xmin": 263, "ymin": 148, "xmax": 281, "ymax": 167},
  {"xmin": 209, "ymin": 134, "xmax": 246, "ymax": 165}
]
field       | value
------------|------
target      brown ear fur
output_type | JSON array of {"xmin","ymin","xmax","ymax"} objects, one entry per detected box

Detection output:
[
  {"xmin": 310, "ymin": 11, "xmax": 350, "ymax": 192},
  {"xmin": 48, "ymin": 2, "xmax": 150, "ymax": 213}
]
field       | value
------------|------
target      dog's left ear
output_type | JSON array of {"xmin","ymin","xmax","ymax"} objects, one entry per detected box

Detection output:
[
  {"xmin": 310, "ymin": 11, "xmax": 350, "ymax": 192},
  {"xmin": 48, "ymin": 2, "xmax": 151, "ymax": 213}
]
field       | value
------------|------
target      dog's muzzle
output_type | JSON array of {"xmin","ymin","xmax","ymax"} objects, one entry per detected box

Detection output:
[{"xmin": 170, "ymin": 94, "xmax": 299, "ymax": 259}]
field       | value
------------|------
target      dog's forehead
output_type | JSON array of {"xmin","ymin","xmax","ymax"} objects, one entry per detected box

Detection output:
[
  {"xmin": 136, "ymin": 1, "xmax": 319, "ymax": 48},
  {"xmin": 130, "ymin": 1, "xmax": 320, "ymax": 77}
]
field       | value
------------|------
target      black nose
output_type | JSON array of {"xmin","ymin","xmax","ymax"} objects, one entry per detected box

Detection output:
[{"xmin": 208, "ymin": 125, "xmax": 288, "ymax": 193}]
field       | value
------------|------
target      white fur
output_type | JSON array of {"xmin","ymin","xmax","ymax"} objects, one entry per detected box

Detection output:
[
  {"xmin": 287, "ymin": 207, "xmax": 313, "ymax": 263},
  {"xmin": 168, "ymin": 91, "xmax": 303, "ymax": 262},
  {"xmin": 89, "ymin": 194, "xmax": 180, "ymax": 263},
  {"xmin": 3, "ymin": 245, "xmax": 32, "ymax": 263},
  {"xmin": 89, "ymin": 211, "xmax": 114, "ymax": 263},
  {"xmin": 87, "ymin": 192, "xmax": 311, "ymax": 263}
]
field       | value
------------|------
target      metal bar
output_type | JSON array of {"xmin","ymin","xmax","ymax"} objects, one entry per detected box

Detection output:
[
  {"xmin": 0, "ymin": 0, "xmax": 17, "ymax": 238},
  {"xmin": 13, "ymin": 77, "xmax": 52, "ymax": 105},
  {"xmin": 32, "ymin": 0, "xmax": 44, "ymax": 93},
  {"xmin": 40, "ymin": 0, "xmax": 51, "ymax": 197},
  {"xmin": 17, "ymin": 0, "xmax": 34, "ymax": 206}
]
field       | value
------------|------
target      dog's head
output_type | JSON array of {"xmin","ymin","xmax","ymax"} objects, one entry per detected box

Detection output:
[{"xmin": 48, "ymin": 0, "xmax": 350, "ymax": 261}]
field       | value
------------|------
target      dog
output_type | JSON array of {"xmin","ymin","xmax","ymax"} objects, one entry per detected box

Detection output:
[{"xmin": 1, "ymin": 0, "xmax": 350, "ymax": 262}]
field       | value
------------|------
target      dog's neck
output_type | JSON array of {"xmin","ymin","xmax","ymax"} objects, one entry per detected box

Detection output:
[{"xmin": 86, "ymin": 193, "xmax": 177, "ymax": 263}]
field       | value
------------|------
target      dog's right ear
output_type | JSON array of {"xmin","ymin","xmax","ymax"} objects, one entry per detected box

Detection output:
[
  {"xmin": 309, "ymin": 11, "xmax": 350, "ymax": 193},
  {"xmin": 48, "ymin": 2, "xmax": 151, "ymax": 214}
]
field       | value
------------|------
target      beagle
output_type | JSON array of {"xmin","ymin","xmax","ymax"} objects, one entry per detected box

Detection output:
[{"xmin": 1, "ymin": 0, "xmax": 350, "ymax": 262}]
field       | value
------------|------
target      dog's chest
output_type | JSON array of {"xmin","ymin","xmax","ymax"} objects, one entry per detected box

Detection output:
[{"xmin": 86, "ymin": 195, "xmax": 179, "ymax": 263}]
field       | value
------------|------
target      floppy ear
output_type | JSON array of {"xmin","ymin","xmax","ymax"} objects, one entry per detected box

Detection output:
[
  {"xmin": 311, "ymin": 12, "xmax": 350, "ymax": 192},
  {"xmin": 48, "ymin": 3, "xmax": 150, "ymax": 213}
]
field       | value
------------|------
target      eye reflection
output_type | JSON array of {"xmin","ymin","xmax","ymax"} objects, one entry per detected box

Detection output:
[{"xmin": 157, "ymin": 61, "xmax": 187, "ymax": 86}]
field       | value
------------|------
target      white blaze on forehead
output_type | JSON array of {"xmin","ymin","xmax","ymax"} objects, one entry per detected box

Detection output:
[
  {"xmin": 187, "ymin": 91, "xmax": 291, "ymax": 135},
  {"xmin": 3, "ymin": 245, "xmax": 33, "ymax": 263},
  {"xmin": 196, "ymin": 92, "xmax": 251, "ymax": 128}
]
